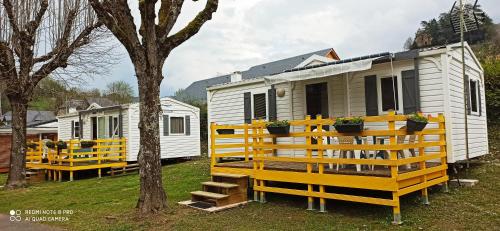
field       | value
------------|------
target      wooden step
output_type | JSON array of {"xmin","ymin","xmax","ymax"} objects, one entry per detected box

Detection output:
[
  {"xmin": 191, "ymin": 191, "xmax": 229, "ymax": 199},
  {"xmin": 202, "ymin": 181, "xmax": 238, "ymax": 188},
  {"xmin": 211, "ymin": 173, "xmax": 248, "ymax": 178}
]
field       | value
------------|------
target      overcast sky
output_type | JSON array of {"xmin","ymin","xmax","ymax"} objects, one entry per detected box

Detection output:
[{"xmin": 86, "ymin": 0, "xmax": 500, "ymax": 97}]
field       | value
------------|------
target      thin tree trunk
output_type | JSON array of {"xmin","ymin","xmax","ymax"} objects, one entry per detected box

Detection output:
[
  {"xmin": 135, "ymin": 67, "xmax": 168, "ymax": 213},
  {"xmin": 5, "ymin": 99, "xmax": 28, "ymax": 189}
]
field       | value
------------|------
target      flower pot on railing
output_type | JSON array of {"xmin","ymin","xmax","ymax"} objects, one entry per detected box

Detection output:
[
  {"xmin": 216, "ymin": 129, "xmax": 235, "ymax": 135},
  {"xmin": 406, "ymin": 113, "xmax": 428, "ymax": 133},
  {"xmin": 27, "ymin": 143, "xmax": 38, "ymax": 149},
  {"xmin": 266, "ymin": 120, "xmax": 290, "ymax": 135},
  {"xmin": 45, "ymin": 141, "xmax": 55, "ymax": 149},
  {"xmin": 334, "ymin": 117, "xmax": 364, "ymax": 133},
  {"xmin": 80, "ymin": 140, "xmax": 97, "ymax": 149},
  {"xmin": 56, "ymin": 141, "xmax": 67, "ymax": 150}
]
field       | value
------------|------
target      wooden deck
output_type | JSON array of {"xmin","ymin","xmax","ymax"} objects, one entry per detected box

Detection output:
[{"xmin": 215, "ymin": 160, "xmax": 440, "ymax": 178}]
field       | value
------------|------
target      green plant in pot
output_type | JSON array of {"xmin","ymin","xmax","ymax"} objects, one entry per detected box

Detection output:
[
  {"xmin": 334, "ymin": 117, "xmax": 364, "ymax": 133},
  {"xmin": 266, "ymin": 120, "xmax": 290, "ymax": 135},
  {"xmin": 27, "ymin": 142, "xmax": 39, "ymax": 149},
  {"xmin": 216, "ymin": 129, "xmax": 234, "ymax": 135},
  {"xmin": 45, "ymin": 141, "xmax": 55, "ymax": 149},
  {"xmin": 406, "ymin": 113, "xmax": 428, "ymax": 132},
  {"xmin": 80, "ymin": 140, "xmax": 97, "ymax": 148},
  {"xmin": 56, "ymin": 141, "xmax": 67, "ymax": 150}
]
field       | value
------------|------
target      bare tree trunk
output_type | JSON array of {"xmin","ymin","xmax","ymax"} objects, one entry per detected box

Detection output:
[
  {"xmin": 5, "ymin": 98, "xmax": 28, "ymax": 189},
  {"xmin": 135, "ymin": 65, "xmax": 168, "ymax": 213}
]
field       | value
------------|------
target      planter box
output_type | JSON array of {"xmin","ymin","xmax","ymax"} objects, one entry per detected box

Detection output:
[
  {"xmin": 57, "ymin": 142, "xmax": 67, "ymax": 150},
  {"xmin": 216, "ymin": 129, "xmax": 235, "ymax": 135},
  {"xmin": 334, "ymin": 122, "xmax": 364, "ymax": 133},
  {"xmin": 80, "ymin": 141, "xmax": 96, "ymax": 149},
  {"xmin": 406, "ymin": 119, "xmax": 427, "ymax": 132},
  {"xmin": 266, "ymin": 125, "xmax": 290, "ymax": 135}
]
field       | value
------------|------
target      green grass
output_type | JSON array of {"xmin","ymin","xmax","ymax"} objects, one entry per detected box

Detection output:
[{"xmin": 1, "ymin": 127, "xmax": 500, "ymax": 230}]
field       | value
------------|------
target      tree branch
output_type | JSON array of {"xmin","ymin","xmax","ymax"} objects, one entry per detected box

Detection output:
[
  {"xmin": 26, "ymin": 0, "xmax": 49, "ymax": 36},
  {"xmin": 0, "ymin": 41, "xmax": 17, "ymax": 81},
  {"xmin": 162, "ymin": 0, "xmax": 218, "ymax": 57},
  {"xmin": 157, "ymin": 0, "xmax": 184, "ymax": 39}
]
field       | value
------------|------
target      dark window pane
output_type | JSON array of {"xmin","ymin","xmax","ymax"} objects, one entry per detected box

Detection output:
[
  {"xmin": 470, "ymin": 80, "xmax": 478, "ymax": 112},
  {"xmin": 253, "ymin": 93, "xmax": 266, "ymax": 119},
  {"xmin": 113, "ymin": 117, "xmax": 119, "ymax": 136},
  {"xmin": 381, "ymin": 77, "xmax": 399, "ymax": 111},
  {"xmin": 74, "ymin": 121, "xmax": 80, "ymax": 138},
  {"xmin": 170, "ymin": 117, "xmax": 184, "ymax": 134}
]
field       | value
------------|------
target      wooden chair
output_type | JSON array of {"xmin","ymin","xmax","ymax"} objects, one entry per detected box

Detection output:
[
  {"xmin": 336, "ymin": 136, "xmax": 355, "ymax": 171},
  {"xmin": 397, "ymin": 126, "xmax": 417, "ymax": 169},
  {"xmin": 312, "ymin": 128, "xmax": 335, "ymax": 169}
]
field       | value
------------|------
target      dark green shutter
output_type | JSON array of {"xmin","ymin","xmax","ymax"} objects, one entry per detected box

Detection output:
[
  {"xmin": 71, "ymin": 121, "xmax": 75, "ymax": 139},
  {"xmin": 244, "ymin": 92, "xmax": 251, "ymax": 123},
  {"xmin": 108, "ymin": 116, "xmax": 113, "ymax": 138},
  {"xmin": 364, "ymin": 75, "xmax": 379, "ymax": 116},
  {"xmin": 163, "ymin": 115, "xmax": 169, "ymax": 136},
  {"xmin": 402, "ymin": 69, "xmax": 418, "ymax": 114},
  {"xmin": 185, "ymin": 115, "xmax": 191, "ymax": 135},
  {"xmin": 268, "ymin": 88, "xmax": 277, "ymax": 121},
  {"xmin": 478, "ymin": 83, "xmax": 482, "ymax": 116},
  {"xmin": 118, "ymin": 114, "xmax": 123, "ymax": 137},
  {"xmin": 79, "ymin": 117, "xmax": 83, "ymax": 138},
  {"xmin": 465, "ymin": 75, "xmax": 471, "ymax": 115}
]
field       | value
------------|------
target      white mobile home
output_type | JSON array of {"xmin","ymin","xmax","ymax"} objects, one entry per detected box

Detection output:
[
  {"xmin": 58, "ymin": 97, "xmax": 201, "ymax": 161},
  {"xmin": 207, "ymin": 42, "xmax": 488, "ymax": 163}
]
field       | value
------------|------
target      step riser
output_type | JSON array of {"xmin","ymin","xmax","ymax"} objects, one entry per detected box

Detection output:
[
  {"xmin": 212, "ymin": 176, "xmax": 248, "ymax": 189},
  {"xmin": 203, "ymin": 185, "xmax": 243, "ymax": 195}
]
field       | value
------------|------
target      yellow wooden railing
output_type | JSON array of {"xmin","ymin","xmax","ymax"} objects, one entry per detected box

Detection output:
[
  {"xmin": 210, "ymin": 111, "xmax": 448, "ymax": 224},
  {"xmin": 26, "ymin": 138, "xmax": 127, "ymax": 181}
]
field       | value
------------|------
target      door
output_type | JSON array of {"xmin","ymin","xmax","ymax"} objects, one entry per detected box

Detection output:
[
  {"xmin": 306, "ymin": 82, "xmax": 329, "ymax": 145},
  {"xmin": 91, "ymin": 117, "xmax": 98, "ymax": 140}
]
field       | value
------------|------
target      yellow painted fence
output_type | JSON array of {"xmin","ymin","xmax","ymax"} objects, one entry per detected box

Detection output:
[
  {"xmin": 210, "ymin": 112, "xmax": 448, "ymax": 224},
  {"xmin": 26, "ymin": 138, "xmax": 127, "ymax": 181}
]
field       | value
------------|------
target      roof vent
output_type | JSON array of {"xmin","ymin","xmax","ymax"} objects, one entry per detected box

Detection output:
[{"xmin": 230, "ymin": 71, "xmax": 242, "ymax": 82}]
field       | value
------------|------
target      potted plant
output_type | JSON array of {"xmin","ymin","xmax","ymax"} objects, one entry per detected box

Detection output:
[
  {"xmin": 334, "ymin": 117, "xmax": 364, "ymax": 133},
  {"xmin": 216, "ymin": 129, "xmax": 235, "ymax": 135},
  {"xmin": 266, "ymin": 120, "xmax": 290, "ymax": 135},
  {"xmin": 80, "ymin": 140, "xmax": 97, "ymax": 148},
  {"xmin": 45, "ymin": 141, "xmax": 55, "ymax": 149},
  {"xmin": 406, "ymin": 113, "xmax": 428, "ymax": 132},
  {"xmin": 27, "ymin": 142, "xmax": 38, "ymax": 149},
  {"xmin": 56, "ymin": 141, "xmax": 68, "ymax": 150}
]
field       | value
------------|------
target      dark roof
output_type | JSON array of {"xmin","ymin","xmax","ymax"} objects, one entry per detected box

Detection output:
[
  {"xmin": 184, "ymin": 48, "xmax": 335, "ymax": 101},
  {"xmin": 0, "ymin": 110, "xmax": 56, "ymax": 128},
  {"xmin": 86, "ymin": 97, "xmax": 118, "ymax": 107},
  {"xmin": 59, "ymin": 98, "xmax": 119, "ymax": 113}
]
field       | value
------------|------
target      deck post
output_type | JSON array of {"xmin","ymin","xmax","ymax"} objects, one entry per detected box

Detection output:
[
  {"xmin": 58, "ymin": 171, "xmax": 62, "ymax": 182},
  {"xmin": 97, "ymin": 140, "xmax": 102, "ymax": 178},
  {"xmin": 70, "ymin": 171, "xmax": 74, "ymax": 181},
  {"xmin": 438, "ymin": 113, "xmax": 449, "ymax": 193},
  {"xmin": 305, "ymin": 115, "xmax": 314, "ymax": 211},
  {"xmin": 244, "ymin": 123, "xmax": 249, "ymax": 161},
  {"xmin": 210, "ymin": 122, "xmax": 216, "ymax": 169},
  {"xmin": 388, "ymin": 111, "xmax": 402, "ymax": 224},
  {"xmin": 258, "ymin": 119, "xmax": 266, "ymax": 203},
  {"xmin": 69, "ymin": 141, "xmax": 74, "ymax": 182},
  {"xmin": 251, "ymin": 120, "xmax": 259, "ymax": 202},
  {"xmin": 419, "ymin": 113, "xmax": 429, "ymax": 205},
  {"xmin": 317, "ymin": 115, "xmax": 326, "ymax": 213}
]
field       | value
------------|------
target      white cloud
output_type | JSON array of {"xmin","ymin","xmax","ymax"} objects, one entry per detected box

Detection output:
[{"xmin": 85, "ymin": 0, "xmax": 500, "ymax": 96}]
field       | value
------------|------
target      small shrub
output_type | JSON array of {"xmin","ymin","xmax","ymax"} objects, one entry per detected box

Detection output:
[
  {"xmin": 45, "ymin": 141, "xmax": 55, "ymax": 149},
  {"xmin": 407, "ymin": 113, "xmax": 428, "ymax": 123},
  {"xmin": 80, "ymin": 140, "xmax": 97, "ymax": 148},
  {"xmin": 334, "ymin": 117, "xmax": 364, "ymax": 125},
  {"xmin": 56, "ymin": 141, "xmax": 67, "ymax": 149},
  {"xmin": 266, "ymin": 120, "xmax": 290, "ymax": 127}
]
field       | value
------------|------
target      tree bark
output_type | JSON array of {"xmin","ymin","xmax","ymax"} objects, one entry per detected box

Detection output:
[
  {"xmin": 135, "ymin": 63, "xmax": 168, "ymax": 213},
  {"xmin": 5, "ymin": 97, "xmax": 28, "ymax": 189}
]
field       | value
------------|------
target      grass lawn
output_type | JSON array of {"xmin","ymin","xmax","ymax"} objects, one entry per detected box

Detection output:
[{"xmin": 1, "ymin": 128, "xmax": 499, "ymax": 231}]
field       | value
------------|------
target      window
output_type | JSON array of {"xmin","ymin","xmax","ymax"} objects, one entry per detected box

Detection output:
[
  {"xmin": 253, "ymin": 93, "xmax": 266, "ymax": 119},
  {"xmin": 112, "ymin": 117, "xmax": 119, "ymax": 136},
  {"xmin": 469, "ymin": 79, "xmax": 480, "ymax": 114},
  {"xmin": 73, "ymin": 121, "xmax": 80, "ymax": 139},
  {"xmin": 170, "ymin": 117, "xmax": 184, "ymax": 134},
  {"xmin": 379, "ymin": 76, "xmax": 399, "ymax": 112}
]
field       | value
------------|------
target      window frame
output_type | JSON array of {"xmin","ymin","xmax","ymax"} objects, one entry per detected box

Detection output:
[
  {"xmin": 250, "ymin": 91, "xmax": 268, "ymax": 120},
  {"xmin": 73, "ymin": 120, "xmax": 80, "ymax": 139},
  {"xmin": 169, "ymin": 116, "xmax": 185, "ymax": 135},
  {"xmin": 376, "ymin": 75, "xmax": 403, "ymax": 115},
  {"xmin": 469, "ymin": 78, "xmax": 481, "ymax": 116}
]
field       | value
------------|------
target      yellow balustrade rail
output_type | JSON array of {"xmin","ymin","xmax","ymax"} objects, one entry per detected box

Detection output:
[
  {"xmin": 26, "ymin": 138, "xmax": 127, "ymax": 181},
  {"xmin": 210, "ymin": 111, "xmax": 449, "ymax": 224}
]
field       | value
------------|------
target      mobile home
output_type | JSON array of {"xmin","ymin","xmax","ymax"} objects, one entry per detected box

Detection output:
[
  {"xmin": 207, "ymin": 42, "xmax": 488, "ymax": 163},
  {"xmin": 58, "ymin": 97, "xmax": 201, "ymax": 161}
]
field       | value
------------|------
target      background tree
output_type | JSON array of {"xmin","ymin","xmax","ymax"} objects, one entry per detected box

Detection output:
[
  {"xmin": 0, "ymin": 0, "xmax": 111, "ymax": 189},
  {"xmin": 105, "ymin": 80, "xmax": 135, "ymax": 104},
  {"xmin": 89, "ymin": 0, "xmax": 219, "ymax": 214}
]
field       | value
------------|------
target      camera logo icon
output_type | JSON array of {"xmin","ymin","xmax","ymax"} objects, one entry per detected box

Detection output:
[{"xmin": 9, "ymin": 210, "xmax": 21, "ymax": 222}]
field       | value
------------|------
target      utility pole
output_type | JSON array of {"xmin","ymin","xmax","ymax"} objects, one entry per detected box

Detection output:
[{"xmin": 459, "ymin": 0, "xmax": 470, "ymax": 165}]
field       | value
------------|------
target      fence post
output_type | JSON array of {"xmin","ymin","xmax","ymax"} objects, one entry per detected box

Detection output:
[
  {"xmin": 258, "ymin": 119, "xmax": 266, "ymax": 203},
  {"xmin": 388, "ymin": 111, "xmax": 401, "ymax": 224},
  {"xmin": 305, "ymin": 115, "xmax": 314, "ymax": 211},
  {"xmin": 210, "ymin": 122, "xmax": 216, "ymax": 169},
  {"xmin": 69, "ymin": 140, "xmax": 74, "ymax": 181},
  {"xmin": 244, "ymin": 123, "xmax": 249, "ymax": 161},
  {"xmin": 252, "ymin": 120, "xmax": 259, "ymax": 202},
  {"xmin": 419, "ymin": 113, "xmax": 429, "ymax": 205},
  {"xmin": 97, "ymin": 140, "xmax": 101, "ymax": 178},
  {"xmin": 438, "ymin": 113, "xmax": 449, "ymax": 192},
  {"xmin": 317, "ymin": 115, "xmax": 326, "ymax": 212},
  {"xmin": 38, "ymin": 140, "xmax": 43, "ymax": 163}
]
